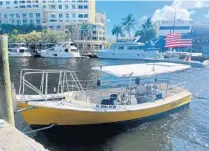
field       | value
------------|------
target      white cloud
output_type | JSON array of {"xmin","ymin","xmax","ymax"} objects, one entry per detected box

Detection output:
[
  {"xmin": 152, "ymin": 0, "xmax": 209, "ymax": 22},
  {"xmin": 172, "ymin": 0, "xmax": 209, "ymax": 9},
  {"xmin": 152, "ymin": 5, "xmax": 195, "ymax": 22},
  {"xmin": 205, "ymin": 11, "xmax": 209, "ymax": 18},
  {"xmin": 139, "ymin": 15, "xmax": 148, "ymax": 22}
]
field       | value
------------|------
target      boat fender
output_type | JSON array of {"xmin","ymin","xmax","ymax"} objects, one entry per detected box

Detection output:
[
  {"xmin": 97, "ymin": 80, "xmax": 101, "ymax": 88},
  {"xmin": 203, "ymin": 60, "xmax": 209, "ymax": 67}
]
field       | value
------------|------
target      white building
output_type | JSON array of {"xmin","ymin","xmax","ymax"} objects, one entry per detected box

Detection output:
[
  {"xmin": 0, "ymin": 0, "xmax": 95, "ymax": 28},
  {"xmin": 156, "ymin": 20, "xmax": 192, "ymax": 37},
  {"xmin": 0, "ymin": 0, "xmax": 106, "ymax": 50}
]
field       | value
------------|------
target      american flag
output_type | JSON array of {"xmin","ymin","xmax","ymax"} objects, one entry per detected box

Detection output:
[{"xmin": 165, "ymin": 33, "xmax": 192, "ymax": 48}]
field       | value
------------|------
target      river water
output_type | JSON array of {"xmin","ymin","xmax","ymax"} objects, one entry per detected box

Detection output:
[{"xmin": 4, "ymin": 58, "xmax": 209, "ymax": 150}]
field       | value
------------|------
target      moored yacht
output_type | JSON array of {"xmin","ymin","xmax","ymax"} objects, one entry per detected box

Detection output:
[
  {"xmin": 38, "ymin": 41, "xmax": 81, "ymax": 58},
  {"xmin": 8, "ymin": 43, "xmax": 32, "ymax": 57},
  {"xmin": 95, "ymin": 38, "xmax": 158, "ymax": 59}
]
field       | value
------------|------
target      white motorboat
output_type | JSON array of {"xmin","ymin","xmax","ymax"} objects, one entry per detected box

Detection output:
[
  {"xmin": 8, "ymin": 43, "xmax": 32, "ymax": 57},
  {"xmin": 152, "ymin": 52, "xmax": 209, "ymax": 68},
  {"xmin": 95, "ymin": 39, "xmax": 158, "ymax": 60},
  {"xmin": 38, "ymin": 41, "xmax": 81, "ymax": 58}
]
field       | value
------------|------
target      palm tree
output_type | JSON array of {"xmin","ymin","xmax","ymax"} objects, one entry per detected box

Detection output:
[
  {"xmin": 111, "ymin": 24, "xmax": 123, "ymax": 40},
  {"xmin": 122, "ymin": 14, "xmax": 136, "ymax": 37},
  {"xmin": 135, "ymin": 17, "xmax": 156, "ymax": 42},
  {"xmin": 65, "ymin": 24, "xmax": 75, "ymax": 41},
  {"xmin": 80, "ymin": 22, "xmax": 91, "ymax": 53}
]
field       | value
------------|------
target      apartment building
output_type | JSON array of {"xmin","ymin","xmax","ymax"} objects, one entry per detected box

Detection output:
[{"xmin": 0, "ymin": 0, "xmax": 106, "ymax": 50}]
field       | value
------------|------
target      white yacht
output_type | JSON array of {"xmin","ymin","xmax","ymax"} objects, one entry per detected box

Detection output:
[
  {"xmin": 95, "ymin": 39, "xmax": 158, "ymax": 60},
  {"xmin": 38, "ymin": 41, "xmax": 81, "ymax": 58},
  {"xmin": 9, "ymin": 43, "xmax": 32, "ymax": 57}
]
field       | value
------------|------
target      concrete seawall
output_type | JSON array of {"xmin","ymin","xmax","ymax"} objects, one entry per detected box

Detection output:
[{"xmin": 0, "ymin": 119, "xmax": 47, "ymax": 151}]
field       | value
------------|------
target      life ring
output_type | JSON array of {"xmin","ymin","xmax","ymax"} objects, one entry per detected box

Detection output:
[{"xmin": 118, "ymin": 92, "xmax": 129, "ymax": 105}]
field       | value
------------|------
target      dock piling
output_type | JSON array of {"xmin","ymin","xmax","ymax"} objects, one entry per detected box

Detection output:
[{"xmin": 0, "ymin": 35, "xmax": 15, "ymax": 127}]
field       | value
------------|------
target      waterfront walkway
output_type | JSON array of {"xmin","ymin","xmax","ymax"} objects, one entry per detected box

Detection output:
[{"xmin": 0, "ymin": 119, "xmax": 47, "ymax": 151}]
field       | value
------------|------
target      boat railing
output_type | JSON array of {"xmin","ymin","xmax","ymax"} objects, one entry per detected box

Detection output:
[
  {"xmin": 18, "ymin": 69, "xmax": 86, "ymax": 101},
  {"xmin": 18, "ymin": 69, "xmax": 188, "ymax": 103}
]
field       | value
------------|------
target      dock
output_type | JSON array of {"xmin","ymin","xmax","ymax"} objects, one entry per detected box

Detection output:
[{"xmin": 0, "ymin": 119, "xmax": 47, "ymax": 151}]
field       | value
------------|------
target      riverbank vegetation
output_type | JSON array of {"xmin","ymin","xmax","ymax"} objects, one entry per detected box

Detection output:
[
  {"xmin": 112, "ymin": 14, "xmax": 156, "ymax": 42},
  {"xmin": 0, "ymin": 24, "xmax": 71, "ymax": 45}
]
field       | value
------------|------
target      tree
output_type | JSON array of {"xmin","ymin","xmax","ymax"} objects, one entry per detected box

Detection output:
[
  {"xmin": 65, "ymin": 24, "xmax": 75, "ymax": 40},
  {"xmin": 24, "ymin": 31, "xmax": 42, "ymax": 45},
  {"xmin": 0, "ymin": 24, "xmax": 42, "ymax": 35},
  {"xmin": 80, "ymin": 22, "xmax": 91, "ymax": 40},
  {"xmin": 41, "ymin": 30, "xmax": 67, "ymax": 44},
  {"xmin": 135, "ymin": 17, "xmax": 156, "ymax": 42},
  {"xmin": 111, "ymin": 24, "xmax": 123, "ymax": 40},
  {"xmin": 122, "ymin": 14, "xmax": 136, "ymax": 37},
  {"xmin": 80, "ymin": 22, "xmax": 92, "ymax": 53}
]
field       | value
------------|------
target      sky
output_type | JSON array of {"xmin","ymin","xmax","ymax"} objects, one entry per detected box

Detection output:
[{"xmin": 96, "ymin": 0, "xmax": 209, "ymax": 39}]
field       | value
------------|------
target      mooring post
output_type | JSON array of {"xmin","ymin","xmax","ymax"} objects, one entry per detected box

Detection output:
[{"xmin": 0, "ymin": 35, "xmax": 15, "ymax": 127}]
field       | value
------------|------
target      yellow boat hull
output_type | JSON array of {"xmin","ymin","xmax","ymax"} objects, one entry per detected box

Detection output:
[{"xmin": 17, "ymin": 94, "xmax": 191, "ymax": 126}]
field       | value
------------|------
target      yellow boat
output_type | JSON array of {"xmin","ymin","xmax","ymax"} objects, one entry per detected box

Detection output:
[{"xmin": 16, "ymin": 63, "xmax": 191, "ymax": 127}]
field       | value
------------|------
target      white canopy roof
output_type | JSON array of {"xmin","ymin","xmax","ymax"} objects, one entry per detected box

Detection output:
[{"xmin": 92, "ymin": 62, "xmax": 190, "ymax": 77}]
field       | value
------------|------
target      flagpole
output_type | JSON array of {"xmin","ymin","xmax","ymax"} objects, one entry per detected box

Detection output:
[
  {"xmin": 171, "ymin": 7, "xmax": 177, "ymax": 52},
  {"xmin": 173, "ymin": 7, "xmax": 176, "ymax": 33}
]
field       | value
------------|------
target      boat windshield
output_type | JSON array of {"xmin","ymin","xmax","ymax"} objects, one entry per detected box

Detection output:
[
  {"xmin": 110, "ymin": 43, "xmax": 144, "ymax": 50},
  {"xmin": 12, "ymin": 43, "xmax": 26, "ymax": 48}
]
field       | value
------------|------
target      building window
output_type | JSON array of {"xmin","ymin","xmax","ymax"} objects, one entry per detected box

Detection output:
[
  {"xmin": 4, "ymin": 14, "xmax": 7, "ymax": 19},
  {"xmin": 84, "ymin": 14, "xmax": 88, "ymax": 18},
  {"xmin": 78, "ymin": 14, "xmax": 83, "ymax": 18},
  {"xmin": 51, "ymin": 14, "xmax": 56, "ymax": 18},
  {"xmin": 10, "ymin": 14, "xmax": 14, "ymax": 18},
  {"xmin": 49, "ymin": 5, "xmax": 56, "ymax": 9},
  {"xmin": 27, "ymin": 5, "xmax": 31, "ymax": 8},
  {"xmin": 78, "ymin": 5, "xmax": 83, "ymax": 9},
  {"xmin": 84, "ymin": 5, "xmax": 88, "ymax": 9},
  {"xmin": 6, "ymin": 1, "xmax": 10, "ymax": 4},
  {"xmin": 65, "ymin": 5, "xmax": 68, "ymax": 9},
  {"xmin": 72, "ymin": 14, "xmax": 76, "ymax": 18},
  {"xmin": 33, "ymin": 5, "xmax": 39, "ymax": 8},
  {"xmin": 17, "ymin": 20, "xmax": 21, "ymax": 24},
  {"xmin": 36, "ymin": 13, "xmax": 40, "ymax": 18},
  {"xmin": 29, "ymin": 13, "xmax": 33, "ymax": 18},
  {"xmin": 22, "ymin": 13, "xmax": 27, "ymax": 18},
  {"xmin": 36, "ymin": 19, "xmax": 40, "ymax": 25},
  {"xmin": 23, "ymin": 20, "xmax": 27, "ymax": 24},
  {"xmin": 43, "ymin": 5, "xmax": 46, "ymax": 8},
  {"xmin": 59, "ymin": 14, "xmax": 63, "ymax": 18},
  {"xmin": 30, "ymin": 20, "xmax": 33, "ymax": 24},
  {"xmin": 16, "ymin": 14, "xmax": 20, "ymax": 18},
  {"xmin": 72, "ymin": 4, "xmax": 76, "ymax": 9},
  {"xmin": 58, "ymin": 5, "xmax": 62, "ymax": 9},
  {"xmin": 20, "ymin": 5, "xmax": 26, "ymax": 8},
  {"xmin": 65, "ymin": 13, "xmax": 69, "ymax": 18}
]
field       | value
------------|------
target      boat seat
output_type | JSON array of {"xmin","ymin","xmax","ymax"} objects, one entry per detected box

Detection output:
[
  {"xmin": 101, "ymin": 99, "xmax": 114, "ymax": 105},
  {"xmin": 110, "ymin": 94, "xmax": 118, "ymax": 100}
]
